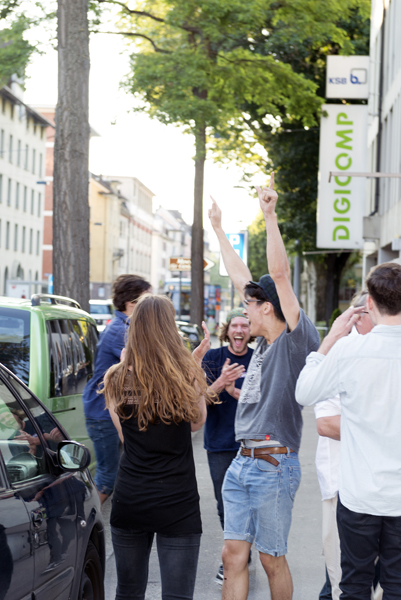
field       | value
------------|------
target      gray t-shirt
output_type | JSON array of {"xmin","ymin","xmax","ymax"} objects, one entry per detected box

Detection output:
[{"xmin": 235, "ymin": 309, "xmax": 320, "ymax": 452}]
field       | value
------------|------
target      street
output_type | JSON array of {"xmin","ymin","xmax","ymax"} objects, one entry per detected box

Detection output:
[{"xmin": 103, "ymin": 405, "xmax": 325, "ymax": 600}]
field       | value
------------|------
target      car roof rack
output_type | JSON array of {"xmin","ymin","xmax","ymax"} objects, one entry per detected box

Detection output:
[{"xmin": 31, "ymin": 294, "xmax": 82, "ymax": 310}]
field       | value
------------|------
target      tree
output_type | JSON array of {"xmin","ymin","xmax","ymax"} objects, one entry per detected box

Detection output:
[
  {"xmin": 0, "ymin": 4, "xmax": 36, "ymax": 87},
  {"xmin": 100, "ymin": 0, "xmax": 336, "ymax": 324},
  {"xmin": 53, "ymin": 0, "xmax": 91, "ymax": 311}
]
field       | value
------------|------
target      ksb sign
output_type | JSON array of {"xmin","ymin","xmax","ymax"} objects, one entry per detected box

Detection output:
[
  {"xmin": 317, "ymin": 104, "xmax": 368, "ymax": 249},
  {"xmin": 326, "ymin": 56, "xmax": 369, "ymax": 100},
  {"xmin": 219, "ymin": 232, "xmax": 248, "ymax": 277}
]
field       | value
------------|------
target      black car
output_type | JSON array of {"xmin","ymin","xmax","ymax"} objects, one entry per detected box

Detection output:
[
  {"xmin": 0, "ymin": 363, "xmax": 105, "ymax": 600},
  {"xmin": 176, "ymin": 321, "xmax": 203, "ymax": 350}
]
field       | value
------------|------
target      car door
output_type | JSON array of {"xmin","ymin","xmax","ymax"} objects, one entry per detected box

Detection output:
[
  {"xmin": 0, "ymin": 455, "xmax": 33, "ymax": 600},
  {"xmin": 0, "ymin": 369, "xmax": 78, "ymax": 600}
]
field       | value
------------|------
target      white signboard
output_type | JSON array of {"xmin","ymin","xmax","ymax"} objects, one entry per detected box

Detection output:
[
  {"xmin": 317, "ymin": 104, "xmax": 368, "ymax": 249},
  {"xmin": 219, "ymin": 232, "xmax": 248, "ymax": 277},
  {"xmin": 326, "ymin": 56, "xmax": 370, "ymax": 99}
]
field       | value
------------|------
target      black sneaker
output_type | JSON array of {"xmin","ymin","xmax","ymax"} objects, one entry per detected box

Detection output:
[{"xmin": 215, "ymin": 564, "xmax": 224, "ymax": 585}]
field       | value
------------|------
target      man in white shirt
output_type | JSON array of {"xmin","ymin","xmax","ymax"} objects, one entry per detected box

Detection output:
[
  {"xmin": 296, "ymin": 263, "xmax": 401, "ymax": 600},
  {"xmin": 315, "ymin": 292, "xmax": 373, "ymax": 600}
]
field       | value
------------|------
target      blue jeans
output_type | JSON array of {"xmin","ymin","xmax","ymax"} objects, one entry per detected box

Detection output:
[
  {"xmin": 207, "ymin": 450, "xmax": 238, "ymax": 529},
  {"xmin": 319, "ymin": 568, "xmax": 332, "ymax": 600},
  {"xmin": 223, "ymin": 451, "xmax": 301, "ymax": 556},
  {"xmin": 86, "ymin": 418, "xmax": 120, "ymax": 496},
  {"xmin": 111, "ymin": 527, "xmax": 201, "ymax": 600},
  {"xmin": 337, "ymin": 497, "xmax": 401, "ymax": 599}
]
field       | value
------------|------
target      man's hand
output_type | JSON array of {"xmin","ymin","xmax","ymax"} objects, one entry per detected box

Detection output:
[
  {"xmin": 319, "ymin": 306, "xmax": 364, "ymax": 355},
  {"xmin": 255, "ymin": 172, "xmax": 278, "ymax": 219},
  {"xmin": 218, "ymin": 358, "xmax": 245, "ymax": 388},
  {"xmin": 192, "ymin": 322, "xmax": 211, "ymax": 366},
  {"xmin": 208, "ymin": 196, "xmax": 222, "ymax": 231}
]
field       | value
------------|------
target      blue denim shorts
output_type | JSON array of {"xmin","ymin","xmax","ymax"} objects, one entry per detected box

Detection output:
[
  {"xmin": 86, "ymin": 418, "xmax": 120, "ymax": 496},
  {"xmin": 222, "ymin": 450, "xmax": 301, "ymax": 556}
]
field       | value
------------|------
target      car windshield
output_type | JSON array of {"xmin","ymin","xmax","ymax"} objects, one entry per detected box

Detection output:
[
  {"xmin": 0, "ymin": 308, "xmax": 30, "ymax": 385},
  {"xmin": 90, "ymin": 304, "xmax": 112, "ymax": 315}
]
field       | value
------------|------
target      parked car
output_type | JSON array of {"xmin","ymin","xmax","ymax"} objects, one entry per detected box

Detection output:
[
  {"xmin": 0, "ymin": 294, "xmax": 99, "ymax": 473},
  {"xmin": 0, "ymin": 362, "xmax": 105, "ymax": 600},
  {"xmin": 89, "ymin": 300, "xmax": 115, "ymax": 333},
  {"xmin": 176, "ymin": 320, "xmax": 203, "ymax": 350}
]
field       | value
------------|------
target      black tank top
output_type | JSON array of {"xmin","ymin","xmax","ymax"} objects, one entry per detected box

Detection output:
[{"xmin": 110, "ymin": 407, "xmax": 202, "ymax": 535}]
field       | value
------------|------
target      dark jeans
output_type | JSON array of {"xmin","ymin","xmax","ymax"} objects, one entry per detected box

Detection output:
[
  {"xmin": 319, "ymin": 568, "xmax": 332, "ymax": 600},
  {"xmin": 111, "ymin": 527, "xmax": 201, "ymax": 600},
  {"xmin": 337, "ymin": 497, "xmax": 401, "ymax": 600},
  {"xmin": 207, "ymin": 450, "xmax": 238, "ymax": 529}
]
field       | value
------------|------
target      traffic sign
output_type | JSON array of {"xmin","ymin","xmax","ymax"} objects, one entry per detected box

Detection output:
[
  {"xmin": 219, "ymin": 232, "xmax": 248, "ymax": 276},
  {"xmin": 169, "ymin": 257, "xmax": 215, "ymax": 271}
]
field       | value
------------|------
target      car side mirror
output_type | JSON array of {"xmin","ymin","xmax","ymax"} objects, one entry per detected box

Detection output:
[{"xmin": 57, "ymin": 441, "xmax": 91, "ymax": 472}]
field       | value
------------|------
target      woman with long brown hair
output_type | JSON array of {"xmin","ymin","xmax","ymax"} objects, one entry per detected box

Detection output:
[{"xmin": 103, "ymin": 294, "xmax": 213, "ymax": 600}]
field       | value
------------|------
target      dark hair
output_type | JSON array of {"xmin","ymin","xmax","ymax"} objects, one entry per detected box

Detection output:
[
  {"xmin": 366, "ymin": 262, "xmax": 401, "ymax": 316},
  {"xmin": 244, "ymin": 282, "xmax": 285, "ymax": 323},
  {"xmin": 112, "ymin": 274, "xmax": 151, "ymax": 312},
  {"xmin": 218, "ymin": 321, "xmax": 256, "ymax": 344}
]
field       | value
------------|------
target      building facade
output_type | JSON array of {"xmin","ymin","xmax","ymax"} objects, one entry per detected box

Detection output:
[{"xmin": 0, "ymin": 86, "xmax": 50, "ymax": 296}]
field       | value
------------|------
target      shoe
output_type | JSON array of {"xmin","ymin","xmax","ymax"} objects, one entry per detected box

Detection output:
[
  {"xmin": 215, "ymin": 564, "xmax": 224, "ymax": 585},
  {"xmin": 43, "ymin": 561, "xmax": 60, "ymax": 573}
]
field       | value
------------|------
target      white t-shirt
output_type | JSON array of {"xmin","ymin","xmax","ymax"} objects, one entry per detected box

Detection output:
[{"xmin": 314, "ymin": 396, "xmax": 341, "ymax": 500}]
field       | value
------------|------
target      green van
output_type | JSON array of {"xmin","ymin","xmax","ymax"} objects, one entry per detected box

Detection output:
[{"xmin": 0, "ymin": 294, "xmax": 98, "ymax": 472}]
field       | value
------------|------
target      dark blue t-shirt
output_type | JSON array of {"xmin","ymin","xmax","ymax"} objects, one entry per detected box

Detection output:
[
  {"xmin": 202, "ymin": 346, "xmax": 253, "ymax": 452},
  {"xmin": 83, "ymin": 311, "xmax": 129, "ymax": 421}
]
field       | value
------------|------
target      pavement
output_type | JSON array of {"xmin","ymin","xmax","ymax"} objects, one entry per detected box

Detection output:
[{"xmin": 102, "ymin": 405, "xmax": 325, "ymax": 600}]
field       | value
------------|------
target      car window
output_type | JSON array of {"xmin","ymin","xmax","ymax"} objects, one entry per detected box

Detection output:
[
  {"xmin": 0, "ymin": 308, "xmax": 30, "ymax": 385},
  {"xmin": 0, "ymin": 379, "xmax": 49, "ymax": 484},
  {"xmin": 47, "ymin": 319, "xmax": 79, "ymax": 397},
  {"xmin": 90, "ymin": 304, "xmax": 113, "ymax": 315},
  {"xmin": 79, "ymin": 320, "xmax": 98, "ymax": 378}
]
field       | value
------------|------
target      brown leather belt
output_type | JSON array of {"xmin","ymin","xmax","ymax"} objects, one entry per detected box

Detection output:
[{"xmin": 240, "ymin": 446, "xmax": 295, "ymax": 467}]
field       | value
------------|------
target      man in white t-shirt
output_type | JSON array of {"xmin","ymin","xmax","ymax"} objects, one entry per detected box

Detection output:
[{"xmin": 315, "ymin": 293, "xmax": 373, "ymax": 600}]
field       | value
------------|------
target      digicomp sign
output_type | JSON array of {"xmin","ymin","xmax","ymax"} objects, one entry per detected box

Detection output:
[
  {"xmin": 317, "ymin": 104, "xmax": 368, "ymax": 249},
  {"xmin": 326, "ymin": 56, "xmax": 369, "ymax": 99}
]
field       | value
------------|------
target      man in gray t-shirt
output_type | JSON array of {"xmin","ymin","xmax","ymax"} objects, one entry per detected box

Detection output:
[{"xmin": 209, "ymin": 174, "xmax": 319, "ymax": 600}]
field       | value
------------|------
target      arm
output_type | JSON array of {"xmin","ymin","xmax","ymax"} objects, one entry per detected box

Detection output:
[
  {"xmin": 316, "ymin": 416, "xmax": 341, "ymax": 441},
  {"xmin": 256, "ymin": 173, "xmax": 299, "ymax": 331},
  {"xmin": 296, "ymin": 345, "xmax": 343, "ymax": 407},
  {"xmin": 108, "ymin": 402, "xmax": 124, "ymax": 443},
  {"xmin": 191, "ymin": 392, "xmax": 207, "ymax": 432},
  {"xmin": 209, "ymin": 197, "xmax": 252, "ymax": 302},
  {"xmin": 209, "ymin": 359, "xmax": 245, "ymax": 394},
  {"xmin": 225, "ymin": 380, "xmax": 241, "ymax": 400}
]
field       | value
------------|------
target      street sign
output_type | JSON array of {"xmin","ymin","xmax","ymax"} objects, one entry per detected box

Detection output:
[
  {"xmin": 169, "ymin": 257, "xmax": 215, "ymax": 271},
  {"xmin": 219, "ymin": 232, "xmax": 248, "ymax": 277},
  {"xmin": 326, "ymin": 56, "xmax": 370, "ymax": 100}
]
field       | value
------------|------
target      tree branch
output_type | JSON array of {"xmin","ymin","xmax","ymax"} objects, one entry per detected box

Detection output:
[{"xmin": 99, "ymin": 30, "xmax": 171, "ymax": 53}]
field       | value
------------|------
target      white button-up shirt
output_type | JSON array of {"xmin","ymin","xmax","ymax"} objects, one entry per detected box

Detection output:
[{"xmin": 296, "ymin": 325, "xmax": 401, "ymax": 517}]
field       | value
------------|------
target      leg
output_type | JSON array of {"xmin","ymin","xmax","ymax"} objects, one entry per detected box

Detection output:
[
  {"xmin": 319, "ymin": 568, "xmax": 333, "ymax": 600},
  {"xmin": 337, "ymin": 497, "xmax": 380, "ymax": 600},
  {"xmin": 111, "ymin": 527, "xmax": 153, "ymax": 600},
  {"xmin": 259, "ymin": 553, "xmax": 293, "ymax": 600},
  {"xmin": 377, "ymin": 515, "xmax": 401, "ymax": 600},
  {"xmin": 221, "ymin": 540, "xmax": 252, "ymax": 600},
  {"xmin": 207, "ymin": 451, "xmax": 238, "ymax": 529},
  {"xmin": 86, "ymin": 418, "xmax": 120, "ymax": 504},
  {"xmin": 322, "ymin": 496, "xmax": 341, "ymax": 600},
  {"xmin": 156, "ymin": 533, "xmax": 201, "ymax": 600}
]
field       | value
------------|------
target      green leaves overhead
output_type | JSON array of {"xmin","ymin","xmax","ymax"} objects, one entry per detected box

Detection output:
[{"xmin": 0, "ymin": 15, "xmax": 36, "ymax": 87}]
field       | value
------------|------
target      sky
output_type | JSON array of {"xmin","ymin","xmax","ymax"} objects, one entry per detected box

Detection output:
[{"xmin": 22, "ymin": 9, "xmax": 266, "ymax": 248}]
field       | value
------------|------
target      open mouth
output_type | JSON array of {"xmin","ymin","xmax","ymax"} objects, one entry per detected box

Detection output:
[{"xmin": 233, "ymin": 336, "xmax": 244, "ymax": 349}]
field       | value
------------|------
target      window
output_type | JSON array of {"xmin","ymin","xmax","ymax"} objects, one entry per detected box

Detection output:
[
  {"xmin": 8, "ymin": 135, "xmax": 13, "ymax": 163},
  {"xmin": 36, "ymin": 230, "xmax": 40, "ymax": 255},
  {"xmin": 39, "ymin": 153, "xmax": 43, "ymax": 178},
  {"xmin": 1, "ymin": 98, "xmax": 5, "ymax": 114},
  {"xmin": 5, "ymin": 222, "xmax": 10, "ymax": 249},
  {"xmin": 29, "ymin": 228, "xmax": 33, "ymax": 254},
  {"xmin": 14, "ymin": 224, "xmax": 18, "ymax": 251},
  {"xmin": 0, "ymin": 174, "xmax": 2, "ymax": 203},
  {"xmin": 17, "ymin": 140, "xmax": 21, "ymax": 166},
  {"xmin": 0, "ymin": 129, "xmax": 4, "ymax": 158},
  {"xmin": 30, "ymin": 190, "xmax": 34, "ymax": 215},
  {"xmin": 10, "ymin": 104, "xmax": 14, "ymax": 120},
  {"xmin": 32, "ymin": 149, "xmax": 36, "ymax": 174},
  {"xmin": 15, "ymin": 182, "xmax": 19, "ymax": 209},
  {"xmin": 0, "ymin": 219, "xmax": 1, "ymax": 247},
  {"xmin": 24, "ymin": 144, "xmax": 28, "ymax": 170},
  {"xmin": 37, "ymin": 193, "xmax": 41, "ymax": 217},
  {"xmin": 7, "ymin": 178, "xmax": 11, "ymax": 206},
  {"xmin": 23, "ymin": 186, "xmax": 27, "ymax": 212},
  {"xmin": 22, "ymin": 226, "xmax": 25, "ymax": 252}
]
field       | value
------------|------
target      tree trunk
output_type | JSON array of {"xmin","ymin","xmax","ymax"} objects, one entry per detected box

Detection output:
[
  {"xmin": 53, "ymin": 0, "xmax": 90, "ymax": 312},
  {"xmin": 324, "ymin": 252, "xmax": 350, "ymax": 325},
  {"xmin": 190, "ymin": 125, "xmax": 206, "ymax": 326}
]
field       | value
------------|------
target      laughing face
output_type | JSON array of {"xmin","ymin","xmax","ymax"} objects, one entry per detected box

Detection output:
[{"xmin": 227, "ymin": 316, "xmax": 251, "ymax": 355}]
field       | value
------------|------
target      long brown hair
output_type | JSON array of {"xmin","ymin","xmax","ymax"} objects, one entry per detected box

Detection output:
[{"xmin": 103, "ymin": 294, "xmax": 213, "ymax": 430}]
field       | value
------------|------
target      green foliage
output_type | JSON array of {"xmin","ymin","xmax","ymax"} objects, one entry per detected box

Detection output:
[
  {"xmin": 0, "ymin": 15, "xmax": 36, "ymax": 87},
  {"xmin": 329, "ymin": 308, "xmax": 342, "ymax": 329},
  {"xmin": 247, "ymin": 210, "xmax": 267, "ymax": 280}
]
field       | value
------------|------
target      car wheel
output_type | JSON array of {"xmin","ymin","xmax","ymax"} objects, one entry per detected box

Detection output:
[{"xmin": 79, "ymin": 540, "xmax": 104, "ymax": 600}]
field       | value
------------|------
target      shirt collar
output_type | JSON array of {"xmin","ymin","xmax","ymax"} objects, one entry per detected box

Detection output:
[
  {"xmin": 371, "ymin": 324, "xmax": 401, "ymax": 335},
  {"xmin": 115, "ymin": 310, "xmax": 130, "ymax": 324}
]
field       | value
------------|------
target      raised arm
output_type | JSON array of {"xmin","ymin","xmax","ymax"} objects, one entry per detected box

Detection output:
[
  {"xmin": 256, "ymin": 173, "xmax": 299, "ymax": 331},
  {"xmin": 208, "ymin": 197, "xmax": 252, "ymax": 302}
]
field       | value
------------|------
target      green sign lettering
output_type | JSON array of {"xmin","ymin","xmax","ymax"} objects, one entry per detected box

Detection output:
[
  {"xmin": 335, "ymin": 153, "xmax": 352, "ymax": 170},
  {"xmin": 336, "ymin": 130, "xmax": 353, "ymax": 150},
  {"xmin": 334, "ymin": 198, "xmax": 351, "ymax": 214},
  {"xmin": 336, "ymin": 113, "xmax": 353, "ymax": 126},
  {"xmin": 333, "ymin": 226, "xmax": 350, "ymax": 241}
]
